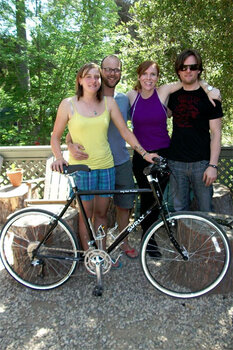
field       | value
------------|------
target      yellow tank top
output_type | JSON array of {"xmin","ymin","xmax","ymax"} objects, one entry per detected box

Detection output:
[{"xmin": 68, "ymin": 97, "xmax": 114, "ymax": 169}]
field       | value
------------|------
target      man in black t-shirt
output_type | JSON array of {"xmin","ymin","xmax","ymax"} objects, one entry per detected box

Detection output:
[{"xmin": 168, "ymin": 49, "xmax": 223, "ymax": 212}]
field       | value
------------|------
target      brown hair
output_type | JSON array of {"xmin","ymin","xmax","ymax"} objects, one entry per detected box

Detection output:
[
  {"xmin": 75, "ymin": 63, "xmax": 103, "ymax": 101},
  {"xmin": 134, "ymin": 61, "xmax": 160, "ymax": 91},
  {"xmin": 175, "ymin": 49, "xmax": 203, "ymax": 80}
]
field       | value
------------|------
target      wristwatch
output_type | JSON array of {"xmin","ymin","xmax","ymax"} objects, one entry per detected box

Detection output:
[
  {"xmin": 208, "ymin": 164, "xmax": 218, "ymax": 170},
  {"xmin": 207, "ymin": 85, "xmax": 213, "ymax": 92}
]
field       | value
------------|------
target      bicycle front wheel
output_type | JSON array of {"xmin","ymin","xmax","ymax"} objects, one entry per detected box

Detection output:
[
  {"xmin": 140, "ymin": 212, "xmax": 230, "ymax": 298},
  {"xmin": 0, "ymin": 208, "xmax": 80, "ymax": 290}
]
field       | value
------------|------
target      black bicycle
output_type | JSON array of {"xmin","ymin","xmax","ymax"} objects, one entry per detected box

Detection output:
[{"xmin": 0, "ymin": 158, "xmax": 231, "ymax": 298}]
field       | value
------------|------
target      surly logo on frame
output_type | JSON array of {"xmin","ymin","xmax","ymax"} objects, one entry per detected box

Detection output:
[{"xmin": 128, "ymin": 215, "xmax": 145, "ymax": 232}]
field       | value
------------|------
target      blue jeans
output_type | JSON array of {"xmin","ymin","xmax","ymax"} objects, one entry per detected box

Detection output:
[{"xmin": 168, "ymin": 160, "xmax": 213, "ymax": 212}]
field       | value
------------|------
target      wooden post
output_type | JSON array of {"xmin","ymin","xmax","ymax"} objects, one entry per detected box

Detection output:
[{"xmin": 0, "ymin": 184, "xmax": 29, "ymax": 223}]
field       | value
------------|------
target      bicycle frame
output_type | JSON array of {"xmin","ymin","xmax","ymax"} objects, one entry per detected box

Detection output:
[
  {"xmin": 49, "ymin": 170, "xmax": 166, "ymax": 251},
  {"xmin": 62, "ymin": 186, "xmax": 157, "ymax": 251},
  {"xmin": 34, "ymin": 160, "xmax": 189, "ymax": 263}
]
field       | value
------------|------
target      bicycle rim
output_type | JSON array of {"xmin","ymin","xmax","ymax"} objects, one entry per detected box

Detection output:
[
  {"xmin": 140, "ymin": 212, "xmax": 230, "ymax": 298},
  {"xmin": 0, "ymin": 208, "xmax": 79, "ymax": 290}
]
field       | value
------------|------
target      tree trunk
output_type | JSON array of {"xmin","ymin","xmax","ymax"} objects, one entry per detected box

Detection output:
[{"xmin": 15, "ymin": 0, "xmax": 31, "ymax": 111}]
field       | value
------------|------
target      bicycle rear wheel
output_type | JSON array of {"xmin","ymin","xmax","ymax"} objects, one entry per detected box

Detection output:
[
  {"xmin": 0, "ymin": 208, "xmax": 80, "ymax": 290},
  {"xmin": 140, "ymin": 212, "xmax": 230, "ymax": 298}
]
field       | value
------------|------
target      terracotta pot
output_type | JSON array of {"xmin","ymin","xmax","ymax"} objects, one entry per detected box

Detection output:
[{"xmin": 6, "ymin": 168, "xmax": 23, "ymax": 187}]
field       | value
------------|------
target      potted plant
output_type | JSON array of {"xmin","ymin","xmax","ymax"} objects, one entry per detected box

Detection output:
[{"xmin": 6, "ymin": 164, "xmax": 23, "ymax": 187}]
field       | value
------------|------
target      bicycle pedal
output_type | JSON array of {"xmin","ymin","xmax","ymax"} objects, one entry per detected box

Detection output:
[{"xmin": 93, "ymin": 286, "xmax": 103, "ymax": 297}]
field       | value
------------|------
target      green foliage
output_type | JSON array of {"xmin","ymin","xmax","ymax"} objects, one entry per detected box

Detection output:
[
  {"xmin": 116, "ymin": 0, "xmax": 233, "ymax": 143},
  {"xmin": 0, "ymin": 0, "xmax": 119, "ymax": 145},
  {"xmin": 0, "ymin": 0, "xmax": 232, "ymax": 145}
]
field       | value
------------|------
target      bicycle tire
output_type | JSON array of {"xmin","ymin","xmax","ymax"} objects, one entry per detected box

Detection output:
[
  {"xmin": 140, "ymin": 211, "xmax": 231, "ymax": 298},
  {"xmin": 0, "ymin": 208, "xmax": 80, "ymax": 290}
]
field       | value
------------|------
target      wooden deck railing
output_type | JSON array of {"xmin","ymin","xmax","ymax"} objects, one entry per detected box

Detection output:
[{"xmin": 0, "ymin": 145, "xmax": 232, "ymax": 194}]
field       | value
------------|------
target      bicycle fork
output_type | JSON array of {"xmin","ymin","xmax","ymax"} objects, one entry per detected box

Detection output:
[
  {"xmin": 147, "ymin": 174, "xmax": 189, "ymax": 261},
  {"xmin": 161, "ymin": 212, "xmax": 189, "ymax": 260}
]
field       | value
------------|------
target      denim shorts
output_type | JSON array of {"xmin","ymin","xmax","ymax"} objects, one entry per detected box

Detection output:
[{"xmin": 71, "ymin": 167, "xmax": 115, "ymax": 201}]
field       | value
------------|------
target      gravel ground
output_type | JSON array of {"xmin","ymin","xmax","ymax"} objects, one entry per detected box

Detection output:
[{"xmin": 0, "ymin": 228, "xmax": 233, "ymax": 350}]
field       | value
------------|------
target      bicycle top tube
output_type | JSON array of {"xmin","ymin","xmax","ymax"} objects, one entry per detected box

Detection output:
[{"xmin": 74, "ymin": 188, "xmax": 152, "ymax": 196}]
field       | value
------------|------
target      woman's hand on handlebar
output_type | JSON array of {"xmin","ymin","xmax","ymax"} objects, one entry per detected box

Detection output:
[
  {"xmin": 51, "ymin": 158, "xmax": 69, "ymax": 173},
  {"xmin": 144, "ymin": 152, "xmax": 160, "ymax": 164}
]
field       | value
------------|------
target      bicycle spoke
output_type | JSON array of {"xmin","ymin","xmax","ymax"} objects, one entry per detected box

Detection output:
[
  {"xmin": 0, "ymin": 209, "xmax": 80, "ymax": 290},
  {"xmin": 141, "ymin": 212, "xmax": 230, "ymax": 298}
]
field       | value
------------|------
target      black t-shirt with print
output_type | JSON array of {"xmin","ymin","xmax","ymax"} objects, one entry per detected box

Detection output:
[{"xmin": 167, "ymin": 87, "xmax": 223, "ymax": 162}]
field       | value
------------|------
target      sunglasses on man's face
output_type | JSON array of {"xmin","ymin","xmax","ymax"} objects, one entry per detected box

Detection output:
[{"xmin": 179, "ymin": 64, "xmax": 199, "ymax": 71}]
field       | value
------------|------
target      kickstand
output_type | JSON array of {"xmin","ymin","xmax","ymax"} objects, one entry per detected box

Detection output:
[{"xmin": 92, "ymin": 260, "xmax": 103, "ymax": 296}]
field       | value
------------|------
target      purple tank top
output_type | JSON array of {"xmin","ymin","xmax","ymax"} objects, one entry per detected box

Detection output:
[{"xmin": 131, "ymin": 89, "xmax": 170, "ymax": 151}]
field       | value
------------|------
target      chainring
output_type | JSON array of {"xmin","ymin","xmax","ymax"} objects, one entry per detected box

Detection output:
[{"xmin": 84, "ymin": 249, "xmax": 112, "ymax": 275}]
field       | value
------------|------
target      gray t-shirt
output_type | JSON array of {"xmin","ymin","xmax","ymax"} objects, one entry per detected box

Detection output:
[{"xmin": 107, "ymin": 92, "xmax": 130, "ymax": 166}]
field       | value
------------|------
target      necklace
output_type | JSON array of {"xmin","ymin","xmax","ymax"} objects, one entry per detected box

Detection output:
[{"xmin": 81, "ymin": 99, "xmax": 99, "ymax": 117}]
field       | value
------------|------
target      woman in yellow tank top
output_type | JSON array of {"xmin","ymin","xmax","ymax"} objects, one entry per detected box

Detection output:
[{"xmin": 51, "ymin": 63, "xmax": 158, "ymax": 253}]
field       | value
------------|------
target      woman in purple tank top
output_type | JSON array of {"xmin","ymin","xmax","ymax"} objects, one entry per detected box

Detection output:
[{"xmin": 127, "ymin": 61, "xmax": 182, "ymax": 256}]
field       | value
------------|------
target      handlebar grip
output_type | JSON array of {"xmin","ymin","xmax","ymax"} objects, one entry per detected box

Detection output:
[
  {"xmin": 152, "ymin": 156, "xmax": 164, "ymax": 163},
  {"xmin": 62, "ymin": 164, "xmax": 91, "ymax": 174}
]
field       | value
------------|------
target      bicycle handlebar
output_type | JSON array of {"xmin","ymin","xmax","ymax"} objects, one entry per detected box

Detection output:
[
  {"xmin": 60, "ymin": 158, "xmax": 169, "ymax": 178},
  {"xmin": 143, "ymin": 157, "xmax": 170, "ymax": 177},
  {"xmin": 62, "ymin": 164, "xmax": 91, "ymax": 175}
]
